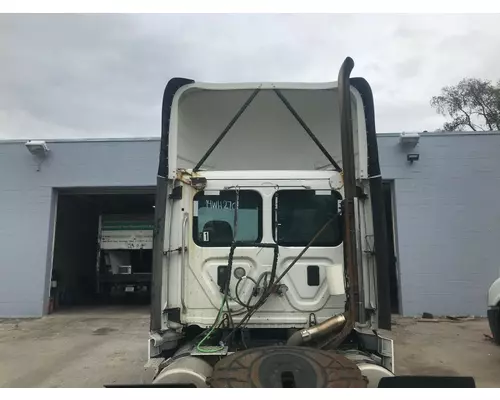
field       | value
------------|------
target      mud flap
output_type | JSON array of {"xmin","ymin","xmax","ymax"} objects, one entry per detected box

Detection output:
[
  {"xmin": 105, "ymin": 384, "xmax": 196, "ymax": 388},
  {"xmin": 378, "ymin": 376, "xmax": 476, "ymax": 388},
  {"xmin": 106, "ymin": 376, "xmax": 477, "ymax": 389}
]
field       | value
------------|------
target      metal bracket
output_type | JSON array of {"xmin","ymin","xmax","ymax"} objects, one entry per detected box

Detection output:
[
  {"xmin": 148, "ymin": 329, "xmax": 181, "ymax": 358},
  {"xmin": 190, "ymin": 346, "xmax": 229, "ymax": 357},
  {"xmin": 162, "ymin": 307, "xmax": 181, "ymax": 324},
  {"xmin": 355, "ymin": 328, "xmax": 394, "ymax": 374},
  {"xmin": 190, "ymin": 177, "xmax": 207, "ymax": 191},
  {"xmin": 356, "ymin": 185, "xmax": 368, "ymax": 199},
  {"xmin": 169, "ymin": 186, "xmax": 183, "ymax": 200},
  {"xmin": 163, "ymin": 246, "xmax": 187, "ymax": 255}
]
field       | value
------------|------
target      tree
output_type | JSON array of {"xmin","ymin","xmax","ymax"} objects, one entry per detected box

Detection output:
[{"xmin": 431, "ymin": 78, "xmax": 500, "ymax": 131}]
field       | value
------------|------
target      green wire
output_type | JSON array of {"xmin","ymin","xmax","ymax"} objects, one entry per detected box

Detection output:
[{"xmin": 196, "ymin": 295, "xmax": 227, "ymax": 353}]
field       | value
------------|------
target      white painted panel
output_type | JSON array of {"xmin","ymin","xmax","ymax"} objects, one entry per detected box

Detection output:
[{"xmin": 168, "ymin": 83, "xmax": 367, "ymax": 178}]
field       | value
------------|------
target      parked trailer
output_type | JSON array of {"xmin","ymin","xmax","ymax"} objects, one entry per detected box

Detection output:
[{"xmin": 97, "ymin": 214, "xmax": 153, "ymax": 298}]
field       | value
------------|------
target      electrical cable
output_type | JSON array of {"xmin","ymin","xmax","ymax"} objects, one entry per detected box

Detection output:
[
  {"xmin": 222, "ymin": 217, "xmax": 334, "ymax": 344},
  {"xmin": 273, "ymin": 217, "xmax": 333, "ymax": 286},
  {"xmin": 224, "ymin": 296, "xmax": 234, "ymax": 329},
  {"xmin": 235, "ymin": 276, "xmax": 258, "ymax": 309},
  {"xmin": 233, "ymin": 188, "xmax": 239, "ymax": 241},
  {"xmin": 227, "ymin": 294, "xmax": 248, "ymax": 310},
  {"xmin": 197, "ymin": 191, "xmax": 241, "ymax": 352},
  {"xmin": 228, "ymin": 272, "xmax": 269, "ymax": 315},
  {"xmin": 196, "ymin": 295, "xmax": 227, "ymax": 353},
  {"xmin": 234, "ymin": 279, "xmax": 249, "ymax": 309}
]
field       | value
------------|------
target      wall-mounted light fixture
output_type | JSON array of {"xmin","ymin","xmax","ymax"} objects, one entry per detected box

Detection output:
[
  {"xmin": 25, "ymin": 140, "xmax": 49, "ymax": 156},
  {"xmin": 399, "ymin": 132, "xmax": 420, "ymax": 147},
  {"xmin": 25, "ymin": 140, "xmax": 50, "ymax": 171},
  {"xmin": 399, "ymin": 132, "xmax": 421, "ymax": 165},
  {"xmin": 407, "ymin": 153, "xmax": 420, "ymax": 163}
]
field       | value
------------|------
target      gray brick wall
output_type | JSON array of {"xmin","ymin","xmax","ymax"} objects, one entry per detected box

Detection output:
[
  {"xmin": 379, "ymin": 133, "xmax": 500, "ymax": 316},
  {"xmin": 1, "ymin": 133, "xmax": 499, "ymax": 317},
  {"xmin": 0, "ymin": 139, "xmax": 159, "ymax": 317}
]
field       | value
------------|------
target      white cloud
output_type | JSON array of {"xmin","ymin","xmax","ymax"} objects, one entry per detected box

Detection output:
[{"xmin": 1, "ymin": 13, "xmax": 500, "ymax": 139}]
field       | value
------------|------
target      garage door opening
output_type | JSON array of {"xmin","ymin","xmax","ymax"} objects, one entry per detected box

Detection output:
[{"xmin": 49, "ymin": 189, "xmax": 155, "ymax": 312}]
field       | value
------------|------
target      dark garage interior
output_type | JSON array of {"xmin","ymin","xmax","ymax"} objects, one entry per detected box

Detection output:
[
  {"xmin": 49, "ymin": 189, "xmax": 155, "ymax": 312},
  {"xmin": 383, "ymin": 181, "xmax": 400, "ymax": 315}
]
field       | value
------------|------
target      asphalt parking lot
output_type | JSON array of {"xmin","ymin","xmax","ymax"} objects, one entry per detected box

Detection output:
[{"xmin": 0, "ymin": 307, "xmax": 498, "ymax": 387}]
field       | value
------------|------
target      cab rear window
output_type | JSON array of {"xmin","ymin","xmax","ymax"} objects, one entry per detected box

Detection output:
[
  {"xmin": 193, "ymin": 190, "xmax": 262, "ymax": 247},
  {"xmin": 272, "ymin": 189, "xmax": 342, "ymax": 247}
]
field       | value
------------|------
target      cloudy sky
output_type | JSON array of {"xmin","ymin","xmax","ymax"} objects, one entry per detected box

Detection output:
[{"xmin": 1, "ymin": 13, "xmax": 500, "ymax": 139}]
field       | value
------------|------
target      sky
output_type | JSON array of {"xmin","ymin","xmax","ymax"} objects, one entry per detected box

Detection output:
[{"xmin": 1, "ymin": 13, "xmax": 500, "ymax": 139}]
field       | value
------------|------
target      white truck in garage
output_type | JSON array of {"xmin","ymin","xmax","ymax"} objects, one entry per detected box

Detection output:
[
  {"xmin": 96, "ymin": 214, "xmax": 153, "ymax": 298},
  {"xmin": 138, "ymin": 57, "xmax": 476, "ymax": 388}
]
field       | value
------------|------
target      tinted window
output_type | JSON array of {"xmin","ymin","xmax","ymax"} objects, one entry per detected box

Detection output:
[
  {"xmin": 273, "ymin": 190, "xmax": 342, "ymax": 247},
  {"xmin": 193, "ymin": 190, "xmax": 262, "ymax": 246}
]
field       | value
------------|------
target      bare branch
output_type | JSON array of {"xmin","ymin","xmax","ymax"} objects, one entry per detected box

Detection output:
[{"xmin": 431, "ymin": 77, "xmax": 500, "ymax": 132}]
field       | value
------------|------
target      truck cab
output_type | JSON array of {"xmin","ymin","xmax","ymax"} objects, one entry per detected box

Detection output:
[
  {"xmin": 170, "ymin": 169, "xmax": 350, "ymax": 328},
  {"xmin": 148, "ymin": 58, "xmax": 395, "ymax": 388}
]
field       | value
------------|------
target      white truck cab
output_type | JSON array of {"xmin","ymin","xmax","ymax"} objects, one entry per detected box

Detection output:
[
  {"xmin": 147, "ymin": 58, "xmax": 395, "ymax": 388},
  {"xmin": 174, "ymin": 170, "xmax": 350, "ymax": 328}
]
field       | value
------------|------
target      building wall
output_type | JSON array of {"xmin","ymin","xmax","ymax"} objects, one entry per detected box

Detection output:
[
  {"xmin": 378, "ymin": 132, "xmax": 500, "ymax": 316},
  {"xmin": 1, "ymin": 133, "xmax": 500, "ymax": 317},
  {"xmin": 0, "ymin": 139, "xmax": 159, "ymax": 317}
]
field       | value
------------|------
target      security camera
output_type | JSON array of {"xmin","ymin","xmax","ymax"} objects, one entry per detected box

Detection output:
[{"xmin": 25, "ymin": 140, "xmax": 50, "ymax": 156}]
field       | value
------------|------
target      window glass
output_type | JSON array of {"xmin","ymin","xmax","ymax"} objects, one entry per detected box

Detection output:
[
  {"xmin": 273, "ymin": 190, "xmax": 342, "ymax": 246},
  {"xmin": 193, "ymin": 190, "xmax": 262, "ymax": 246}
]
